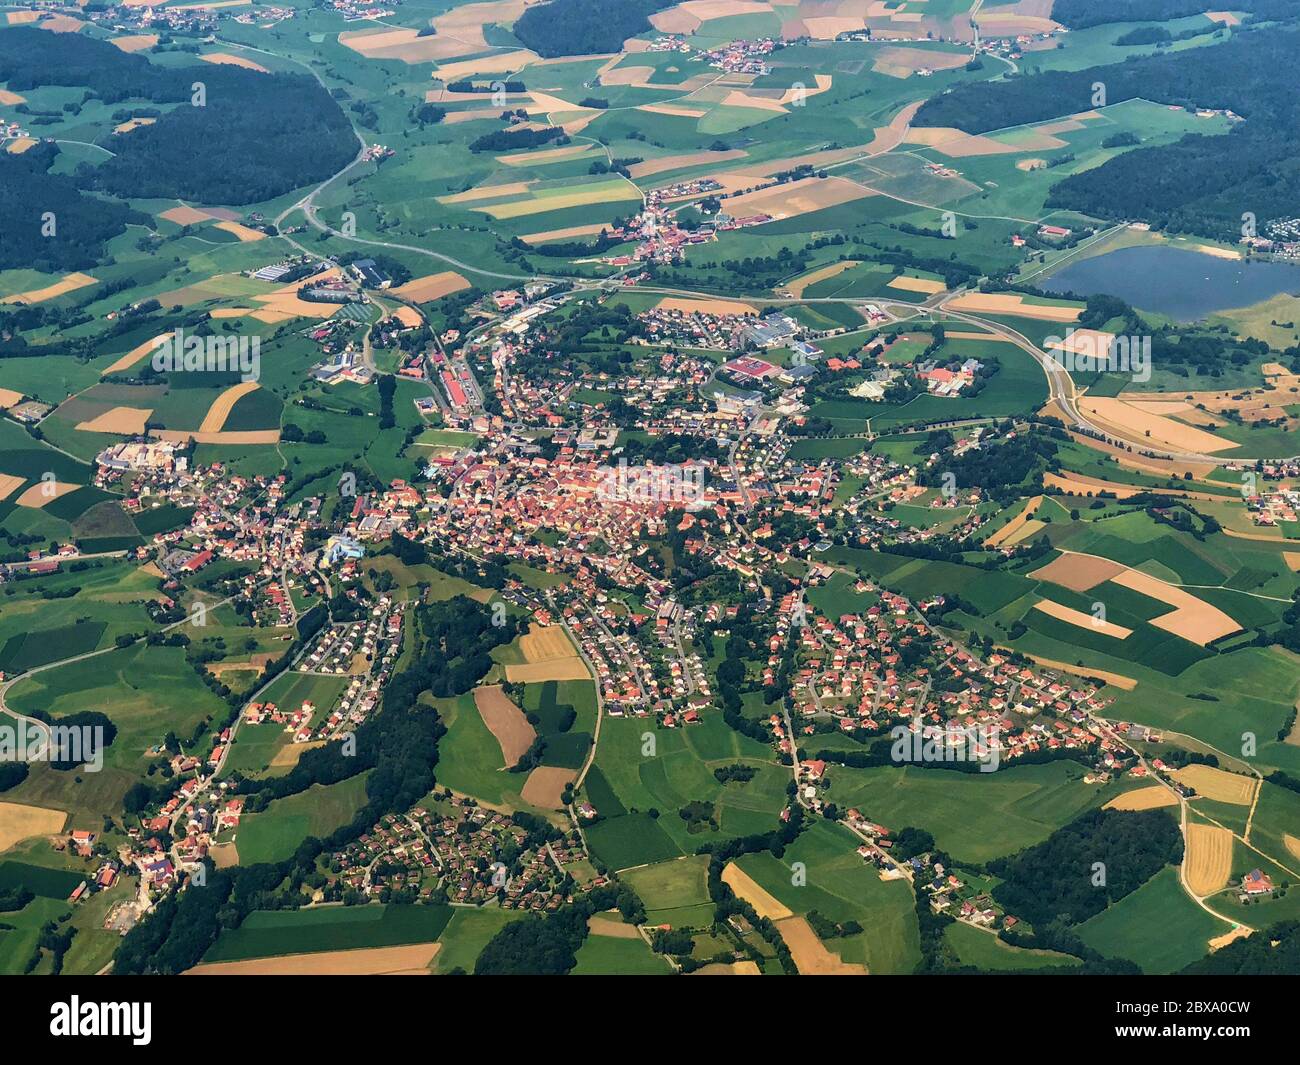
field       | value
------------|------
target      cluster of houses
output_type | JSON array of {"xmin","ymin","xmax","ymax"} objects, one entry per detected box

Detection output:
[{"xmin": 327, "ymin": 798, "xmax": 593, "ymax": 908}]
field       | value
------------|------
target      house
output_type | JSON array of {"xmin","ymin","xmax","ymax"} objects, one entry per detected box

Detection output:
[{"xmin": 1243, "ymin": 868, "xmax": 1274, "ymax": 895}]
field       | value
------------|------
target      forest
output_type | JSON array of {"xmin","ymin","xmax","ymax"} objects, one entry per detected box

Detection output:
[
  {"xmin": 512, "ymin": 0, "xmax": 672, "ymax": 58},
  {"xmin": 989, "ymin": 808, "xmax": 1184, "ymax": 926},
  {"xmin": 1050, "ymin": 0, "xmax": 1298, "ymax": 29},
  {"xmin": 0, "ymin": 28, "xmax": 355, "ymax": 206},
  {"xmin": 0, "ymin": 143, "xmax": 143, "ymax": 271},
  {"xmin": 915, "ymin": 25, "xmax": 1300, "ymax": 240}
]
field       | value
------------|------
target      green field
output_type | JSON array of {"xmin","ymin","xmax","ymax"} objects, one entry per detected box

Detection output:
[{"xmin": 201, "ymin": 902, "xmax": 453, "ymax": 963}]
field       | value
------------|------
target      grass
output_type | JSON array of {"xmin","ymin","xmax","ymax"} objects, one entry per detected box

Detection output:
[
  {"xmin": 234, "ymin": 771, "xmax": 372, "ymax": 865},
  {"xmin": 1077, "ymin": 865, "xmax": 1225, "ymax": 973},
  {"xmin": 202, "ymin": 902, "xmax": 453, "ymax": 963},
  {"xmin": 585, "ymin": 812, "xmax": 682, "ymax": 871},
  {"xmin": 621, "ymin": 855, "xmax": 712, "ymax": 921},
  {"xmin": 943, "ymin": 919, "xmax": 1081, "ymax": 971},
  {"xmin": 571, "ymin": 931, "xmax": 673, "ymax": 975},
  {"xmin": 825, "ymin": 761, "xmax": 1137, "ymax": 865},
  {"xmin": 735, "ymin": 819, "xmax": 921, "ymax": 974}
]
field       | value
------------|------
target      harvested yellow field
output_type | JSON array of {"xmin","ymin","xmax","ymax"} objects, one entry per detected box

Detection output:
[
  {"xmin": 480, "ymin": 183, "xmax": 640, "ymax": 220},
  {"xmin": 801, "ymin": 15, "xmax": 865, "ymax": 38},
  {"xmin": 441, "ymin": 182, "xmax": 535, "ymax": 205},
  {"xmin": 1185, "ymin": 823, "xmax": 1233, "ymax": 895},
  {"xmin": 1110, "ymin": 569, "xmax": 1240, "ymax": 646},
  {"xmin": 1105, "ymin": 786, "xmax": 1178, "ymax": 811},
  {"xmin": 691, "ymin": 960, "xmax": 762, "ymax": 975},
  {"xmin": 199, "ymin": 381, "xmax": 260, "ymax": 434},
  {"xmin": 1286, "ymin": 833, "xmax": 1300, "ymax": 861},
  {"xmin": 1033, "ymin": 598, "xmax": 1133, "ymax": 639},
  {"xmin": 75, "ymin": 406, "xmax": 153, "ymax": 435},
  {"xmin": 520, "ymin": 765, "xmax": 577, "ymax": 810},
  {"xmin": 783, "ymin": 260, "xmax": 859, "ymax": 298},
  {"xmin": 588, "ymin": 913, "xmax": 641, "ymax": 939},
  {"xmin": 389, "ymin": 305, "xmax": 423, "ymax": 328},
  {"xmin": 433, "ymin": 50, "xmax": 539, "ymax": 82},
  {"xmin": 154, "ymin": 428, "xmax": 280, "ymax": 445},
  {"xmin": 1286, "ymin": 554, "xmax": 1300, "ymax": 573},
  {"xmin": 5, "ymin": 11, "xmax": 40, "ymax": 23},
  {"xmin": 341, "ymin": 27, "xmax": 479, "ymax": 63},
  {"xmin": 1209, "ymin": 925, "xmax": 1252, "ymax": 951},
  {"xmin": 521, "ymin": 223, "xmax": 615, "ymax": 244},
  {"xmin": 496, "ymin": 143, "xmax": 594, "ymax": 166},
  {"xmin": 887, "ymin": 274, "xmax": 946, "ymax": 295},
  {"xmin": 391, "ymin": 271, "xmax": 471, "ymax": 302},
  {"xmin": 985, "ymin": 495, "xmax": 1043, "ymax": 548},
  {"xmin": 187, "ymin": 943, "xmax": 439, "ymax": 975},
  {"xmin": 629, "ymin": 150, "xmax": 750, "ymax": 179},
  {"xmin": 432, "ymin": 0, "xmax": 537, "ymax": 50},
  {"xmin": 101, "ymin": 333, "xmax": 167, "ymax": 376},
  {"xmin": 723, "ymin": 175, "xmax": 873, "ymax": 220},
  {"xmin": 906, "ymin": 126, "xmax": 1022, "ymax": 157},
  {"xmin": 1076, "ymin": 397, "xmax": 1237, "ymax": 455},
  {"xmin": 1029, "ymin": 551, "xmax": 1127, "ymax": 592},
  {"xmin": 519, "ymin": 624, "xmax": 577, "ymax": 663},
  {"xmin": 1172, "ymin": 765, "xmax": 1257, "ymax": 805},
  {"xmin": 474, "ymin": 684, "xmax": 535, "ymax": 766},
  {"xmin": 0, "ymin": 387, "xmax": 23, "ymax": 409},
  {"xmin": 269, "ymin": 741, "xmax": 323, "ymax": 769},
  {"xmin": 720, "ymin": 89, "xmax": 788, "ymax": 113},
  {"xmin": 637, "ymin": 103, "xmax": 707, "ymax": 119},
  {"xmin": 1, "ymin": 272, "xmax": 97, "ymax": 305},
  {"xmin": 504, "ymin": 658, "xmax": 591, "ymax": 683},
  {"xmin": 946, "ymin": 330, "xmax": 1012, "ymax": 342},
  {"xmin": 213, "ymin": 220, "xmax": 266, "ymax": 242},
  {"xmin": 0, "ymin": 474, "xmax": 23, "ymax": 502},
  {"xmin": 110, "ymin": 34, "xmax": 157, "ymax": 52},
  {"xmin": 0, "ymin": 802, "xmax": 67, "ymax": 852},
  {"xmin": 160, "ymin": 205, "xmax": 213, "ymax": 225},
  {"xmin": 113, "ymin": 117, "xmax": 156, "ymax": 134},
  {"xmin": 1043, "ymin": 471, "xmax": 1142, "ymax": 500},
  {"xmin": 656, "ymin": 296, "xmax": 758, "ymax": 316},
  {"xmin": 1014, "ymin": 653, "xmax": 1138, "ymax": 691},
  {"xmin": 35, "ymin": 14, "xmax": 84, "ymax": 31},
  {"xmin": 872, "ymin": 45, "xmax": 970, "ymax": 76},
  {"xmin": 776, "ymin": 916, "xmax": 869, "ymax": 974},
  {"xmin": 0, "ymin": 89, "xmax": 26, "ymax": 104},
  {"xmin": 721, "ymin": 862, "xmax": 791, "ymax": 920},
  {"xmin": 438, "ymin": 109, "xmax": 502, "ymax": 124},
  {"xmin": 1045, "ymin": 328, "xmax": 1116, "ymax": 358},
  {"xmin": 201, "ymin": 52, "xmax": 269, "ymax": 73},
  {"xmin": 5, "ymin": 137, "xmax": 36, "ymax": 154},
  {"xmin": 945, "ymin": 292, "xmax": 1081, "ymax": 321},
  {"xmin": 16, "ymin": 481, "xmax": 79, "ymax": 508}
]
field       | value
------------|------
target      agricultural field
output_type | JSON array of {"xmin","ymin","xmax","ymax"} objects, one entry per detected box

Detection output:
[{"xmin": 2, "ymin": 0, "xmax": 1299, "ymax": 994}]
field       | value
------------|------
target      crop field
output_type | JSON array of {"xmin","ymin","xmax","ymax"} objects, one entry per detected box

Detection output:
[
  {"xmin": 200, "ymin": 903, "xmax": 453, "ymax": 963},
  {"xmin": 3, "ymin": 0, "xmax": 1300, "ymax": 987},
  {"xmin": 234, "ymin": 772, "xmax": 372, "ymax": 865},
  {"xmin": 825, "ymin": 761, "xmax": 1135, "ymax": 864},
  {"xmin": 1077, "ymin": 866, "xmax": 1227, "ymax": 974}
]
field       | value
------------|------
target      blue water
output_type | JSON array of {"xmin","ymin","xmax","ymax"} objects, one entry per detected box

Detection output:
[{"xmin": 1040, "ymin": 245, "xmax": 1300, "ymax": 321}]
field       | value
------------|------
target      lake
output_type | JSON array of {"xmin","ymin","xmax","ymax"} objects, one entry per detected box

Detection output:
[{"xmin": 1041, "ymin": 245, "xmax": 1300, "ymax": 321}]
